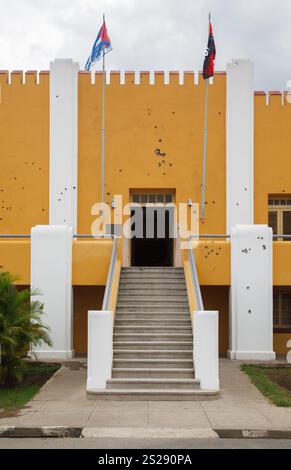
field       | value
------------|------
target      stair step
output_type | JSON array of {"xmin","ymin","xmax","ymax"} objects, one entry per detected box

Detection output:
[
  {"xmin": 112, "ymin": 368, "xmax": 195, "ymax": 379},
  {"xmin": 113, "ymin": 341, "xmax": 193, "ymax": 350},
  {"xmin": 88, "ymin": 389, "xmax": 217, "ymax": 400},
  {"xmin": 117, "ymin": 299, "xmax": 188, "ymax": 304},
  {"xmin": 120, "ymin": 273, "xmax": 185, "ymax": 282},
  {"xmin": 119, "ymin": 285, "xmax": 187, "ymax": 290},
  {"xmin": 113, "ymin": 359, "xmax": 193, "ymax": 369},
  {"xmin": 115, "ymin": 319, "xmax": 191, "ymax": 326},
  {"xmin": 119, "ymin": 277, "xmax": 186, "ymax": 288},
  {"xmin": 116, "ymin": 313, "xmax": 189, "ymax": 319},
  {"xmin": 113, "ymin": 350, "xmax": 193, "ymax": 359},
  {"xmin": 114, "ymin": 326, "xmax": 192, "ymax": 334},
  {"xmin": 114, "ymin": 333, "xmax": 193, "ymax": 342},
  {"xmin": 121, "ymin": 268, "xmax": 184, "ymax": 272},
  {"xmin": 119, "ymin": 287, "xmax": 187, "ymax": 297},
  {"xmin": 116, "ymin": 307, "xmax": 189, "ymax": 313},
  {"xmin": 107, "ymin": 378, "xmax": 200, "ymax": 390}
]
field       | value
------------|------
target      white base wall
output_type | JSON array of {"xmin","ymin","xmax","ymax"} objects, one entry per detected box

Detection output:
[
  {"xmin": 30, "ymin": 225, "xmax": 74, "ymax": 360},
  {"xmin": 87, "ymin": 310, "xmax": 113, "ymax": 391},
  {"xmin": 194, "ymin": 311, "xmax": 219, "ymax": 391},
  {"xmin": 229, "ymin": 225, "xmax": 276, "ymax": 361}
]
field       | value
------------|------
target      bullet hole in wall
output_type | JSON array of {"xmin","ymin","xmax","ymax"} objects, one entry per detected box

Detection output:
[
  {"xmin": 155, "ymin": 149, "xmax": 166, "ymax": 157},
  {"xmin": 159, "ymin": 139, "xmax": 162, "ymax": 143},
  {"xmin": 262, "ymin": 245, "xmax": 267, "ymax": 250},
  {"xmin": 248, "ymin": 310, "xmax": 252, "ymax": 314},
  {"xmin": 119, "ymin": 169, "xmax": 122, "ymax": 173},
  {"xmin": 107, "ymin": 192, "xmax": 111, "ymax": 196}
]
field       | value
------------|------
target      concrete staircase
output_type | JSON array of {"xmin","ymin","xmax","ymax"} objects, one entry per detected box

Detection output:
[{"xmin": 94, "ymin": 267, "xmax": 217, "ymax": 400}]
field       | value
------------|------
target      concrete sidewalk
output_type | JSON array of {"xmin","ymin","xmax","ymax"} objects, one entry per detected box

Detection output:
[{"xmin": 0, "ymin": 359, "xmax": 290, "ymax": 432}]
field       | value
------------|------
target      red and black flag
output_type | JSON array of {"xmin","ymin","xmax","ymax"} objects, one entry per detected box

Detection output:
[{"xmin": 203, "ymin": 16, "xmax": 216, "ymax": 80}]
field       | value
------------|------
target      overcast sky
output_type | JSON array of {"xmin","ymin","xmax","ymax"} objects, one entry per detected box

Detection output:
[{"xmin": 0, "ymin": 0, "xmax": 290, "ymax": 89}]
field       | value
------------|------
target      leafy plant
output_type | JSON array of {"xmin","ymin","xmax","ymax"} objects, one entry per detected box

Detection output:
[{"xmin": 0, "ymin": 273, "xmax": 52, "ymax": 385}]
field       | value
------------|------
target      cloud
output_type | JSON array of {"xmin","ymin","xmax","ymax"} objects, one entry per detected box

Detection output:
[{"xmin": 0, "ymin": 0, "xmax": 290, "ymax": 89}]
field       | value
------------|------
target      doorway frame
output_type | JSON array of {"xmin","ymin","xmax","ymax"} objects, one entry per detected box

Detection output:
[{"xmin": 124, "ymin": 189, "xmax": 178, "ymax": 268}]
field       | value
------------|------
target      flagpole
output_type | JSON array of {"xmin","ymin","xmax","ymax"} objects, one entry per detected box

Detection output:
[
  {"xmin": 201, "ymin": 78, "xmax": 209, "ymax": 220},
  {"xmin": 101, "ymin": 13, "xmax": 106, "ymax": 216},
  {"xmin": 201, "ymin": 12, "xmax": 211, "ymax": 221}
]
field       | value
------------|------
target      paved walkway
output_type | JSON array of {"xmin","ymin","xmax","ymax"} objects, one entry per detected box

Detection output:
[{"xmin": 0, "ymin": 359, "xmax": 290, "ymax": 431}]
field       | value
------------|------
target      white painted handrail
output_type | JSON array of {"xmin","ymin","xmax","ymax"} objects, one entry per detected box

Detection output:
[
  {"xmin": 188, "ymin": 240, "xmax": 204, "ymax": 311},
  {"xmin": 102, "ymin": 237, "xmax": 117, "ymax": 310}
]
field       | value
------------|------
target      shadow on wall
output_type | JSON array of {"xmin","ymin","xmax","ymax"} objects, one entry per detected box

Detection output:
[
  {"xmin": 201, "ymin": 286, "xmax": 229, "ymax": 356},
  {"xmin": 73, "ymin": 286, "xmax": 105, "ymax": 355}
]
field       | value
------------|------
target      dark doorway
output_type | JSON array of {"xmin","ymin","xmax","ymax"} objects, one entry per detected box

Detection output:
[{"xmin": 131, "ymin": 206, "xmax": 174, "ymax": 267}]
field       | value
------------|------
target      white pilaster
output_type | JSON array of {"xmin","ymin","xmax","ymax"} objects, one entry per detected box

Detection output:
[
  {"xmin": 226, "ymin": 60, "xmax": 254, "ymax": 233},
  {"xmin": 30, "ymin": 225, "xmax": 74, "ymax": 359},
  {"xmin": 50, "ymin": 59, "xmax": 79, "ymax": 232},
  {"xmin": 229, "ymin": 225, "xmax": 275, "ymax": 360}
]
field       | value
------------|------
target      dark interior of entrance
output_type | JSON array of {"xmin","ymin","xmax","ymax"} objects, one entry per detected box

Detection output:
[{"xmin": 131, "ymin": 207, "xmax": 174, "ymax": 267}]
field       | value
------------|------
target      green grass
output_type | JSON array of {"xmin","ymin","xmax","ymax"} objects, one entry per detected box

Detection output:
[
  {"xmin": 0, "ymin": 385, "xmax": 40, "ymax": 409},
  {"xmin": 242, "ymin": 365, "xmax": 291, "ymax": 407},
  {"xmin": 0, "ymin": 363, "xmax": 61, "ymax": 411}
]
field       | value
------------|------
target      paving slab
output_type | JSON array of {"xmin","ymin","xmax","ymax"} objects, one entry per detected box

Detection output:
[{"xmin": 0, "ymin": 358, "xmax": 290, "ymax": 433}]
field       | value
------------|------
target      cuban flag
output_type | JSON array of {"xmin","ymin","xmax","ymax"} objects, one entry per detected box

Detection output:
[
  {"xmin": 85, "ymin": 17, "xmax": 112, "ymax": 70},
  {"xmin": 203, "ymin": 17, "xmax": 216, "ymax": 80}
]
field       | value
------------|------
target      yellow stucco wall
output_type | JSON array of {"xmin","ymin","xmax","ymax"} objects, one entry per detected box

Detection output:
[
  {"xmin": 78, "ymin": 71, "xmax": 227, "ymax": 235},
  {"xmin": 254, "ymin": 91, "xmax": 291, "ymax": 224},
  {"xmin": 0, "ymin": 71, "xmax": 49, "ymax": 234},
  {"xmin": 0, "ymin": 74, "xmax": 291, "ymax": 291}
]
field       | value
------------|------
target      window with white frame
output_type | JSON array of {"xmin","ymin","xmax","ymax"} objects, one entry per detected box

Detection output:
[{"xmin": 268, "ymin": 197, "xmax": 291, "ymax": 240}]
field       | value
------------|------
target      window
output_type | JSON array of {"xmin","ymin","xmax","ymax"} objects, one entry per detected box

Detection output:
[
  {"xmin": 131, "ymin": 193, "xmax": 173, "ymax": 205},
  {"xmin": 273, "ymin": 292, "xmax": 291, "ymax": 331},
  {"xmin": 268, "ymin": 197, "xmax": 291, "ymax": 240}
]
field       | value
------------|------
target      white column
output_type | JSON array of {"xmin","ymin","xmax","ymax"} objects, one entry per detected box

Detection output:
[
  {"xmin": 30, "ymin": 225, "xmax": 74, "ymax": 359},
  {"xmin": 87, "ymin": 311, "xmax": 113, "ymax": 391},
  {"xmin": 226, "ymin": 60, "xmax": 254, "ymax": 233},
  {"xmin": 229, "ymin": 225, "xmax": 275, "ymax": 360},
  {"xmin": 50, "ymin": 59, "xmax": 79, "ymax": 232},
  {"xmin": 194, "ymin": 311, "xmax": 219, "ymax": 391}
]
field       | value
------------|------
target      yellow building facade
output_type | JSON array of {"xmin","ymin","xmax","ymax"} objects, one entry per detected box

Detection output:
[{"xmin": 0, "ymin": 59, "xmax": 291, "ymax": 363}]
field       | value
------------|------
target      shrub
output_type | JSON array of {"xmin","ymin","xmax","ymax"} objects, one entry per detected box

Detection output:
[{"xmin": 0, "ymin": 272, "xmax": 52, "ymax": 385}]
